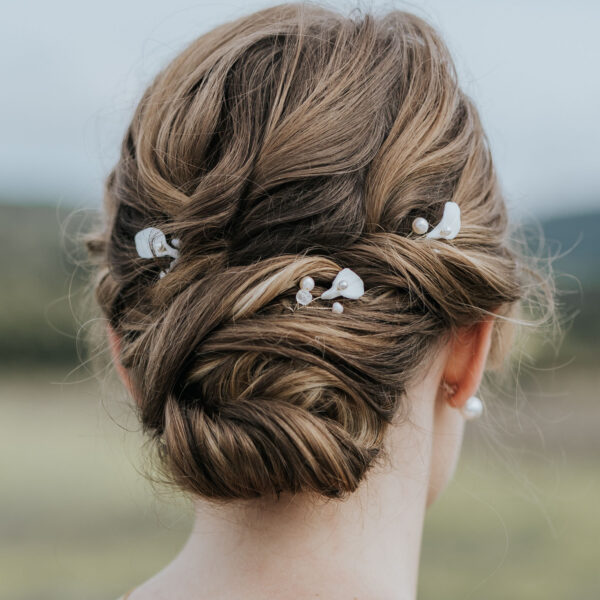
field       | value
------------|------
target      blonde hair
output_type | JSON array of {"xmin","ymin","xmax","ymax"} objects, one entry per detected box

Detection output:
[{"xmin": 87, "ymin": 3, "xmax": 532, "ymax": 501}]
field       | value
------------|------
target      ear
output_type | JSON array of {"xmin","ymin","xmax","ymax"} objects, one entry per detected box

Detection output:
[
  {"xmin": 106, "ymin": 324, "xmax": 135, "ymax": 398},
  {"xmin": 442, "ymin": 315, "xmax": 495, "ymax": 409}
]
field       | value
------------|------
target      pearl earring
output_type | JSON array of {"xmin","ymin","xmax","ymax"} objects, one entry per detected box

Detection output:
[
  {"xmin": 460, "ymin": 396, "xmax": 484, "ymax": 420},
  {"xmin": 442, "ymin": 381, "xmax": 484, "ymax": 420}
]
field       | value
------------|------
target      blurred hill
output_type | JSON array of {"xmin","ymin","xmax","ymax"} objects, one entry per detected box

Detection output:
[
  {"xmin": 542, "ymin": 211, "xmax": 600, "ymax": 286},
  {"xmin": 537, "ymin": 209, "xmax": 600, "ymax": 364},
  {"xmin": 0, "ymin": 204, "xmax": 94, "ymax": 366},
  {"xmin": 0, "ymin": 203, "xmax": 598, "ymax": 368}
]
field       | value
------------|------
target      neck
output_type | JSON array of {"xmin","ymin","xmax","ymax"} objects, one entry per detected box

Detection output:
[{"xmin": 146, "ymin": 398, "xmax": 434, "ymax": 600}]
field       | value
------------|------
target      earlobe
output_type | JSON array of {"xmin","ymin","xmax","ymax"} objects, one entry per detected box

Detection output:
[{"xmin": 441, "ymin": 315, "xmax": 495, "ymax": 410}]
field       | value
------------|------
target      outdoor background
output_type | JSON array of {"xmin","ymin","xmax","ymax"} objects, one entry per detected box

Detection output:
[{"xmin": 1, "ymin": 1, "xmax": 598, "ymax": 599}]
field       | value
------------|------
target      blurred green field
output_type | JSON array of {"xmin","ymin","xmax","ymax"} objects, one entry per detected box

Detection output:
[{"xmin": 2, "ymin": 367, "xmax": 599, "ymax": 600}]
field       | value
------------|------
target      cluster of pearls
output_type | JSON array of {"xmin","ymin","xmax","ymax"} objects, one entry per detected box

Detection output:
[
  {"xmin": 295, "ymin": 276, "xmax": 349, "ymax": 313},
  {"xmin": 295, "ymin": 276, "xmax": 315, "ymax": 305}
]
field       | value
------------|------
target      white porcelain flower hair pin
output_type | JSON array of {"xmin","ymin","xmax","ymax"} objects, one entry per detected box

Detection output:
[
  {"xmin": 411, "ymin": 201, "xmax": 461, "ymax": 239},
  {"xmin": 296, "ymin": 267, "xmax": 365, "ymax": 314},
  {"xmin": 294, "ymin": 203, "xmax": 461, "ymax": 314},
  {"xmin": 134, "ymin": 226, "xmax": 180, "ymax": 278}
]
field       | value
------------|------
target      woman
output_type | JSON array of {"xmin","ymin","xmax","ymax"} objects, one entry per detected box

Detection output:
[{"xmin": 87, "ymin": 3, "xmax": 545, "ymax": 598}]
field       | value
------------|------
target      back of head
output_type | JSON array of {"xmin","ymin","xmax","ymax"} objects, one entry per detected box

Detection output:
[{"xmin": 87, "ymin": 3, "xmax": 524, "ymax": 501}]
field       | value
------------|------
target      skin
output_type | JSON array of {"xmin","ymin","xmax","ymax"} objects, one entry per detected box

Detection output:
[{"xmin": 108, "ymin": 316, "xmax": 495, "ymax": 600}]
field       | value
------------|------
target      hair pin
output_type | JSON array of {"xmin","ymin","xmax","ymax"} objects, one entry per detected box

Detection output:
[
  {"xmin": 134, "ymin": 226, "xmax": 180, "ymax": 278},
  {"xmin": 412, "ymin": 201, "xmax": 461, "ymax": 239},
  {"xmin": 296, "ymin": 267, "xmax": 365, "ymax": 314}
]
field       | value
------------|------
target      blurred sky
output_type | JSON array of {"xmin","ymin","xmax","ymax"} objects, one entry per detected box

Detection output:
[{"xmin": 1, "ymin": 0, "xmax": 598, "ymax": 218}]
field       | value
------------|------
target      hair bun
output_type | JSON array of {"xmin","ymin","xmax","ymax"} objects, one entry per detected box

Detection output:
[
  {"xmin": 160, "ymin": 393, "xmax": 379, "ymax": 499},
  {"xmin": 87, "ymin": 5, "xmax": 532, "ymax": 501},
  {"xmin": 124, "ymin": 255, "xmax": 397, "ymax": 500}
]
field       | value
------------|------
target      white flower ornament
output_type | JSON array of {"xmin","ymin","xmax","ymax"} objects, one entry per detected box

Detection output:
[
  {"xmin": 320, "ymin": 268, "xmax": 365, "ymax": 300},
  {"xmin": 411, "ymin": 201, "xmax": 461, "ymax": 239},
  {"xmin": 134, "ymin": 226, "xmax": 180, "ymax": 278}
]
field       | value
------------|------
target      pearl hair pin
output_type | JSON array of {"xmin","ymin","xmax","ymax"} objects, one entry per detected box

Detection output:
[
  {"xmin": 296, "ymin": 267, "xmax": 365, "ymax": 313},
  {"xmin": 295, "ymin": 203, "xmax": 461, "ymax": 313},
  {"xmin": 134, "ymin": 226, "xmax": 180, "ymax": 278},
  {"xmin": 412, "ymin": 201, "xmax": 461, "ymax": 239},
  {"xmin": 135, "ymin": 200, "xmax": 461, "ymax": 298}
]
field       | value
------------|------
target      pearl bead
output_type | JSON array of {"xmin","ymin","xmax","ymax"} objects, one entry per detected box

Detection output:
[
  {"xmin": 461, "ymin": 396, "xmax": 483, "ymax": 420},
  {"xmin": 332, "ymin": 301, "xmax": 344, "ymax": 314},
  {"xmin": 337, "ymin": 279, "xmax": 348, "ymax": 290},
  {"xmin": 412, "ymin": 217, "xmax": 429, "ymax": 235},
  {"xmin": 300, "ymin": 276, "xmax": 315, "ymax": 291},
  {"xmin": 296, "ymin": 289, "xmax": 313, "ymax": 305}
]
